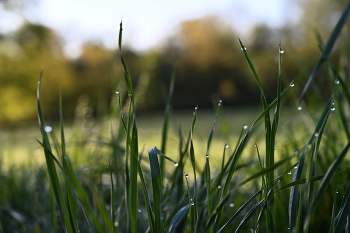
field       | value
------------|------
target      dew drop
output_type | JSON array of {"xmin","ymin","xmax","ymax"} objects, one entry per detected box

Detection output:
[
  {"xmin": 194, "ymin": 106, "xmax": 198, "ymax": 110},
  {"xmin": 138, "ymin": 209, "xmax": 142, "ymax": 213},
  {"xmin": 314, "ymin": 132, "xmax": 319, "ymax": 137},
  {"xmin": 331, "ymin": 103, "xmax": 335, "ymax": 111},
  {"xmin": 174, "ymin": 162, "xmax": 179, "ymax": 167},
  {"xmin": 206, "ymin": 154, "xmax": 209, "ymax": 159},
  {"xmin": 297, "ymin": 106, "xmax": 302, "ymax": 111},
  {"xmin": 191, "ymin": 201, "xmax": 194, "ymax": 206},
  {"xmin": 218, "ymin": 185, "xmax": 221, "ymax": 189},
  {"xmin": 243, "ymin": 124, "xmax": 248, "ymax": 129},
  {"xmin": 225, "ymin": 144, "xmax": 229, "ymax": 149},
  {"xmin": 44, "ymin": 126, "xmax": 52, "ymax": 133},
  {"xmin": 290, "ymin": 81, "xmax": 295, "ymax": 87},
  {"xmin": 184, "ymin": 173, "xmax": 189, "ymax": 178},
  {"xmin": 229, "ymin": 203, "xmax": 234, "ymax": 208},
  {"xmin": 335, "ymin": 79, "xmax": 340, "ymax": 85},
  {"xmin": 254, "ymin": 143, "xmax": 257, "ymax": 147},
  {"xmin": 336, "ymin": 190, "xmax": 339, "ymax": 194},
  {"xmin": 306, "ymin": 144, "xmax": 311, "ymax": 149},
  {"xmin": 279, "ymin": 49, "xmax": 285, "ymax": 54},
  {"xmin": 288, "ymin": 171, "xmax": 292, "ymax": 175},
  {"xmin": 294, "ymin": 149, "xmax": 299, "ymax": 155},
  {"xmin": 241, "ymin": 46, "xmax": 247, "ymax": 51},
  {"xmin": 115, "ymin": 90, "xmax": 119, "ymax": 95},
  {"xmin": 294, "ymin": 165, "xmax": 298, "ymax": 169},
  {"xmin": 114, "ymin": 222, "xmax": 119, "ymax": 227},
  {"xmin": 218, "ymin": 100, "xmax": 222, "ymax": 106},
  {"xmin": 128, "ymin": 93, "xmax": 133, "ymax": 97}
]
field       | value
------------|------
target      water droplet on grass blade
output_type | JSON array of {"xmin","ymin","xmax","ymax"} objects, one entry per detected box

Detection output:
[
  {"xmin": 314, "ymin": 132, "xmax": 319, "ymax": 137},
  {"xmin": 290, "ymin": 81, "xmax": 295, "ymax": 87},
  {"xmin": 174, "ymin": 162, "xmax": 178, "ymax": 167},
  {"xmin": 115, "ymin": 90, "xmax": 119, "ymax": 94},
  {"xmin": 297, "ymin": 106, "xmax": 302, "ymax": 111},
  {"xmin": 294, "ymin": 165, "xmax": 298, "ymax": 169},
  {"xmin": 206, "ymin": 154, "xmax": 209, "ymax": 158},
  {"xmin": 294, "ymin": 149, "xmax": 299, "ymax": 155},
  {"xmin": 218, "ymin": 185, "xmax": 221, "ymax": 189},
  {"xmin": 191, "ymin": 201, "xmax": 194, "ymax": 206},
  {"xmin": 229, "ymin": 203, "xmax": 234, "ymax": 208},
  {"xmin": 335, "ymin": 79, "xmax": 340, "ymax": 85},
  {"xmin": 241, "ymin": 46, "xmax": 247, "ymax": 51},
  {"xmin": 44, "ymin": 126, "xmax": 52, "ymax": 133},
  {"xmin": 218, "ymin": 100, "xmax": 222, "ymax": 106},
  {"xmin": 225, "ymin": 144, "xmax": 229, "ymax": 148},
  {"xmin": 114, "ymin": 222, "xmax": 119, "ymax": 227},
  {"xmin": 306, "ymin": 144, "xmax": 311, "ymax": 149},
  {"xmin": 279, "ymin": 49, "xmax": 284, "ymax": 54},
  {"xmin": 331, "ymin": 103, "xmax": 335, "ymax": 111},
  {"xmin": 243, "ymin": 124, "xmax": 248, "ymax": 129},
  {"xmin": 184, "ymin": 173, "xmax": 189, "ymax": 178},
  {"xmin": 288, "ymin": 171, "xmax": 292, "ymax": 175}
]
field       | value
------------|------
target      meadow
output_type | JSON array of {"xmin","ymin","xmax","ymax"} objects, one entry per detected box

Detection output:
[{"xmin": 1, "ymin": 5, "xmax": 350, "ymax": 233}]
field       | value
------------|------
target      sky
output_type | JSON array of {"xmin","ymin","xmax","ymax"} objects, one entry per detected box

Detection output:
[{"xmin": 0, "ymin": 0, "xmax": 301, "ymax": 58}]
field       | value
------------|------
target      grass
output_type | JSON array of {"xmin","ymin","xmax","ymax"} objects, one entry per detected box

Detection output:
[{"xmin": 1, "ymin": 6, "xmax": 350, "ymax": 232}]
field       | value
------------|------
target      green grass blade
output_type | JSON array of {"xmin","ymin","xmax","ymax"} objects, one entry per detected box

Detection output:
[
  {"xmin": 160, "ymin": 71, "xmax": 175, "ymax": 176},
  {"xmin": 168, "ymin": 205, "xmax": 190, "ymax": 233},
  {"xmin": 59, "ymin": 91, "xmax": 78, "ymax": 233},
  {"xmin": 148, "ymin": 147, "xmax": 163, "ymax": 233},
  {"xmin": 36, "ymin": 72, "xmax": 75, "ymax": 233},
  {"xmin": 109, "ymin": 162, "xmax": 117, "ymax": 233},
  {"xmin": 334, "ymin": 183, "xmax": 350, "ymax": 233},
  {"xmin": 235, "ymin": 199, "xmax": 265, "ymax": 233},
  {"xmin": 298, "ymin": 2, "xmax": 350, "ymax": 104},
  {"xmin": 217, "ymin": 190, "xmax": 262, "ymax": 233},
  {"xmin": 128, "ymin": 120, "xmax": 139, "ymax": 233},
  {"xmin": 303, "ymin": 142, "xmax": 350, "ymax": 232},
  {"xmin": 289, "ymin": 96, "xmax": 333, "ymax": 232},
  {"xmin": 118, "ymin": 21, "xmax": 134, "ymax": 98}
]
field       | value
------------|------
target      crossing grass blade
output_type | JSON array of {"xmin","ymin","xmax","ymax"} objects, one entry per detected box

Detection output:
[
  {"xmin": 289, "ymin": 96, "xmax": 333, "ymax": 232},
  {"xmin": 298, "ymin": 2, "xmax": 350, "ymax": 104},
  {"xmin": 303, "ymin": 142, "xmax": 350, "ymax": 232},
  {"xmin": 334, "ymin": 183, "xmax": 350, "ymax": 233},
  {"xmin": 36, "ymin": 72, "xmax": 75, "ymax": 233},
  {"xmin": 217, "ymin": 190, "xmax": 262, "ymax": 233}
]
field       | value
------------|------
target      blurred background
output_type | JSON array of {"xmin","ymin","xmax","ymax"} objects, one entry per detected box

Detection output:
[{"xmin": 0, "ymin": 0, "xmax": 348, "ymax": 125}]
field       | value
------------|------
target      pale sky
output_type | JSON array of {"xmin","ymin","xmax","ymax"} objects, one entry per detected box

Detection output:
[{"xmin": 0, "ymin": 0, "xmax": 301, "ymax": 58}]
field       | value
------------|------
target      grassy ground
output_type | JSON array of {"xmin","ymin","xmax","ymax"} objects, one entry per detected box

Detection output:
[{"xmin": 2, "ymin": 6, "xmax": 350, "ymax": 232}]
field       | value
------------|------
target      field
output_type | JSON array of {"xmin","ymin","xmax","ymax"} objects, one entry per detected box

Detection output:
[{"xmin": 1, "ymin": 8, "xmax": 350, "ymax": 233}]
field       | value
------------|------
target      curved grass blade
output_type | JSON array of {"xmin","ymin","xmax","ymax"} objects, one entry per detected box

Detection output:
[
  {"xmin": 299, "ymin": 2, "xmax": 350, "ymax": 104},
  {"xmin": 303, "ymin": 142, "xmax": 350, "ymax": 232},
  {"xmin": 168, "ymin": 205, "xmax": 190, "ymax": 233}
]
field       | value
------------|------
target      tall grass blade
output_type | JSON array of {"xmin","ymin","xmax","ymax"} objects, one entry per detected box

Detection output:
[
  {"xmin": 148, "ymin": 147, "xmax": 163, "ymax": 233},
  {"xmin": 299, "ymin": 2, "xmax": 350, "ymax": 104},
  {"xmin": 289, "ymin": 96, "xmax": 333, "ymax": 232},
  {"xmin": 303, "ymin": 142, "xmax": 350, "ymax": 232},
  {"xmin": 36, "ymin": 72, "xmax": 75, "ymax": 233},
  {"xmin": 160, "ymin": 72, "xmax": 175, "ymax": 178}
]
